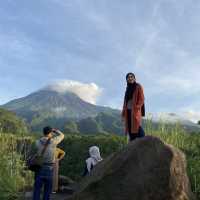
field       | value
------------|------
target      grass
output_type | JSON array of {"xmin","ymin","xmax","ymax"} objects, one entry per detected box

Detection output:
[
  {"xmin": 0, "ymin": 133, "xmax": 33, "ymax": 200},
  {"xmin": 144, "ymin": 118, "xmax": 200, "ymax": 199}
]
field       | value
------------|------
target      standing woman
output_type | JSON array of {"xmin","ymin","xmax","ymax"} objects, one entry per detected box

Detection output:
[
  {"xmin": 52, "ymin": 147, "xmax": 65, "ymax": 193},
  {"xmin": 121, "ymin": 72, "xmax": 145, "ymax": 141}
]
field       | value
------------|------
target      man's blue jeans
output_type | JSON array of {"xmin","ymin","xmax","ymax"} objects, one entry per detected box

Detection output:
[{"xmin": 33, "ymin": 165, "xmax": 53, "ymax": 200}]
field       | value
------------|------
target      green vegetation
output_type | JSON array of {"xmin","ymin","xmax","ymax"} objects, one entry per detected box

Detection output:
[
  {"xmin": 77, "ymin": 117, "xmax": 102, "ymax": 134},
  {"xmin": 0, "ymin": 133, "xmax": 33, "ymax": 200},
  {"xmin": 2, "ymin": 90, "xmax": 118, "ymax": 132},
  {"xmin": 30, "ymin": 111, "xmax": 123, "ymax": 135},
  {"xmin": 58, "ymin": 134, "xmax": 126, "ymax": 180},
  {"xmin": 0, "ymin": 108, "xmax": 28, "ymax": 134},
  {"xmin": 144, "ymin": 118, "xmax": 200, "ymax": 199},
  {"xmin": 59, "ymin": 120, "xmax": 200, "ymax": 199},
  {"xmin": 64, "ymin": 120, "xmax": 79, "ymax": 134},
  {"xmin": 0, "ymin": 118, "xmax": 199, "ymax": 199}
]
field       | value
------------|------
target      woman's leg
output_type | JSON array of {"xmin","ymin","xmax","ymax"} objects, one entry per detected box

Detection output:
[
  {"xmin": 52, "ymin": 160, "xmax": 59, "ymax": 192},
  {"xmin": 55, "ymin": 160, "xmax": 59, "ymax": 192},
  {"xmin": 138, "ymin": 126, "xmax": 145, "ymax": 138},
  {"xmin": 127, "ymin": 109, "xmax": 138, "ymax": 141},
  {"xmin": 127, "ymin": 109, "xmax": 132, "ymax": 135},
  {"xmin": 129, "ymin": 133, "xmax": 139, "ymax": 141}
]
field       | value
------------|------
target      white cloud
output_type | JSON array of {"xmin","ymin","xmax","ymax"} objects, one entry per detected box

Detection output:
[
  {"xmin": 1, "ymin": 0, "xmax": 200, "ymax": 116},
  {"xmin": 182, "ymin": 110, "xmax": 200, "ymax": 123},
  {"xmin": 178, "ymin": 105, "xmax": 200, "ymax": 123},
  {"xmin": 44, "ymin": 80, "xmax": 103, "ymax": 105}
]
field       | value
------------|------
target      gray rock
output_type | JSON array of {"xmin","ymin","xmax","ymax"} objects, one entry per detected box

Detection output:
[{"xmin": 67, "ymin": 136, "xmax": 196, "ymax": 200}]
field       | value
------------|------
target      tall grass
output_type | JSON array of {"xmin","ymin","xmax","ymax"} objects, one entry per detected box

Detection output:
[
  {"xmin": 144, "ymin": 117, "xmax": 200, "ymax": 199},
  {"xmin": 0, "ymin": 133, "xmax": 33, "ymax": 200}
]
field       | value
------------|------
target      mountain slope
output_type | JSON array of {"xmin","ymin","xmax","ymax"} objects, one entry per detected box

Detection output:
[
  {"xmin": 151, "ymin": 113, "xmax": 200, "ymax": 133},
  {"xmin": 1, "ymin": 89, "xmax": 117, "ymax": 132},
  {"xmin": 1, "ymin": 90, "xmax": 200, "ymax": 134},
  {"xmin": 2, "ymin": 90, "xmax": 115, "ymax": 119}
]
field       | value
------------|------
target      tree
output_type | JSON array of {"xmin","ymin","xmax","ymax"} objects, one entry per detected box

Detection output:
[
  {"xmin": 64, "ymin": 120, "xmax": 79, "ymax": 134},
  {"xmin": 0, "ymin": 108, "xmax": 28, "ymax": 134},
  {"xmin": 78, "ymin": 117, "xmax": 101, "ymax": 134},
  {"xmin": 197, "ymin": 120, "xmax": 200, "ymax": 125}
]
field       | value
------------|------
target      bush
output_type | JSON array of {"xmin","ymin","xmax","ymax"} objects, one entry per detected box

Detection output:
[
  {"xmin": 144, "ymin": 119, "xmax": 200, "ymax": 199},
  {"xmin": 58, "ymin": 134, "xmax": 126, "ymax": 180},
  {"xmin": 0, "ymin": 134, "xmax": 33, "ymax": 199},
  {"xmin": 0, "ymin": 108, "xmax": 28, "ymax": 134}
]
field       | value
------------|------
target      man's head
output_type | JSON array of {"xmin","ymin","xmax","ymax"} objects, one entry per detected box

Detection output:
[
  {"xmin": 126, "ymin": 72, "xmax": 136, "ymax": 84},
  {"xmin": 43, "ymin": 126, "xmax": 53, "ymax": 137}
]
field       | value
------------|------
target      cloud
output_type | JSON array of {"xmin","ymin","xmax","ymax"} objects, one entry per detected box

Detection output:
[
  {"xmin": 182, "ymin": 110, "xmax": 200, "ymax": 123},
  {"xmin": 178, "ymin": 104, "xmax": 200, "ymax": 123},
  {"xmin": 1, "ymin": 0, "xmax": 200, "ymax": 116},
  {"xmin": 44, "ymin": 80, "xmax": 103, "ymax": 104}
]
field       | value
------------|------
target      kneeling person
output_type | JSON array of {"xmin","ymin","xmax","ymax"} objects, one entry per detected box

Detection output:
[{"xmin": 83, "ymin": 146, "xmax": 103, "ymax": 176}]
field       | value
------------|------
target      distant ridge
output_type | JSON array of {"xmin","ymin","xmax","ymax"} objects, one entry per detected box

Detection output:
[
  {"xmin": 1, "ymin": 89, "xmax": 119, "ymax": 132},
  {"xmin": 2, "ymin": 89, "xmax": 115, "ymax": 120},
  {"xmin": 1, "ymin": 89, "xmax": 200, "ymax": 134}
]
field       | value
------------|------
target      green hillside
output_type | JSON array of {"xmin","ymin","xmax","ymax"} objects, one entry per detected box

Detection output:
[
  {"xmin": 0, "ymin": 108, "xmax": 28, "ymax": 134},
  {"xmin": 1, "ymin": 90, "xmax": 119, "ymax": 133}
]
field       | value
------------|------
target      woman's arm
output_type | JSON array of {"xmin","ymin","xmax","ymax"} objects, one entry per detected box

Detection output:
[
  {"xmin": 136, "ymin": 84, "xmax": 144, "ymax": 109},
  {"xmin": 57, "ymin": 148, "xmax": 65, "ymax": 160}
]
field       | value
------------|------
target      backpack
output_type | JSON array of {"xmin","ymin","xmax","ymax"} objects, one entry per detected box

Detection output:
[
  {"xmin": 26, "ymin": 154, "xmax": 44, "ymax": 172},
  {"xmin": 26, "ymin": 138, "xmax": 50, "ymax": 172}
]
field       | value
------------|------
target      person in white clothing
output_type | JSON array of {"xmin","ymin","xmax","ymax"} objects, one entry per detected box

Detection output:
[{"xmin": 82, "ymin": 146, "xmax": 103, "ymax": 176}]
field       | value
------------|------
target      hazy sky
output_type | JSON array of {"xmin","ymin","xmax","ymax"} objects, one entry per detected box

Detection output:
[{"xmin": 1, "ymin": 0, "xmax": 200, "ymax": 122}]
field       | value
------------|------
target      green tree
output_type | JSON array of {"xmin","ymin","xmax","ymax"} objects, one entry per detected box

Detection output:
[
  {"xmin": 64, "ymin": 120, "xmax": 79, "ymax": 134},
  {"xmin": 0, "ymin": 108, "xmax": 28, "ymax": 134},
  {"xmin": 78, "ymin": 117, "xmax": 101, "ymax": 134}
]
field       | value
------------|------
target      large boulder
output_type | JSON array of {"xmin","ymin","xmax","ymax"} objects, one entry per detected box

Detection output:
[
  {"xmin": 58, "ymin": 175, "xmax": 78, "ymax": 194},
  {"xmin": 67, "ymin": 136, "xmax": 195, "ymax": 200}
]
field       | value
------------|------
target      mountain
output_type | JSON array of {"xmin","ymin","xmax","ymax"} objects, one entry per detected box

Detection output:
[
  {"xmin": 151, "ymin": 113, "xmax": 200, "ymax": 133},
  {"xmin": 1, "ymin": 89, "xmax": 200, "ymax": 134},
  {"xmin": 1, "ymin": 89, "xmax": 118, "ymax": 132},
  {"xmin": 77, "ymin": 111, "xmax": 123, "ymax": 135}
]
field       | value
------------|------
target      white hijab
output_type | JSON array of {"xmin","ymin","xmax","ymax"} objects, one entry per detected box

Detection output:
[{"xmin": 86, "ymin": 146, "xmax": 103, "ymax": 173}]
